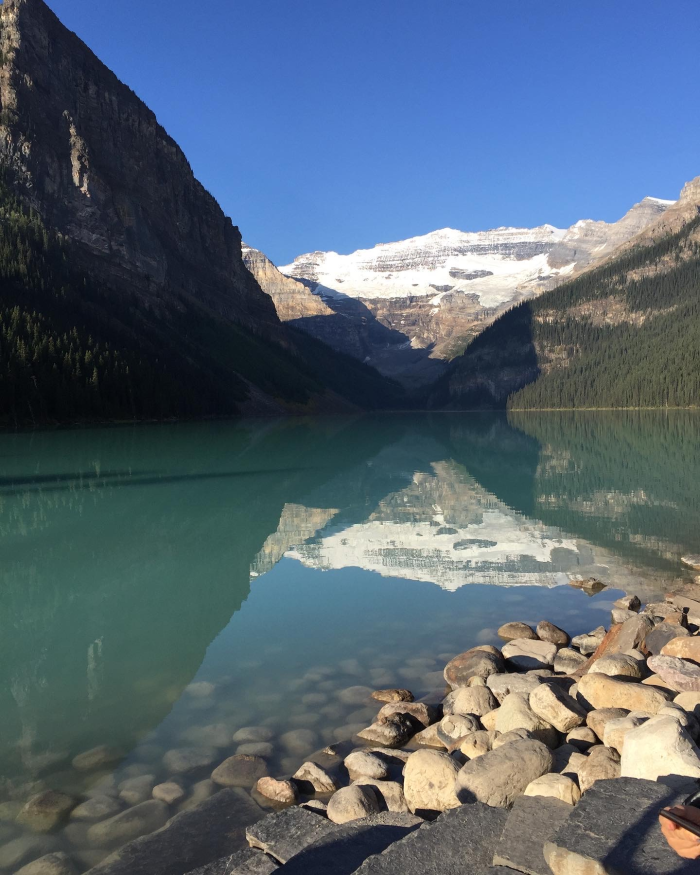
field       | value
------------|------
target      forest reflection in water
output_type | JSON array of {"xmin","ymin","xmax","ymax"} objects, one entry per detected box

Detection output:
[{"xmin": 0, "ymin": 411, "xmax": 698, "ymax": 844}]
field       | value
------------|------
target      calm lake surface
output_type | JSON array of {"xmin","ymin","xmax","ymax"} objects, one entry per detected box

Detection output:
[{"xmin": 1, "ymin": 411, "xmax": 699, "ymax": 870}]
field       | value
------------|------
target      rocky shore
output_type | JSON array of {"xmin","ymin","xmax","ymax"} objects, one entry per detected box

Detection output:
[{"xmin": 5, "ymin": 575, "xmax": 700, "ymax": 874}]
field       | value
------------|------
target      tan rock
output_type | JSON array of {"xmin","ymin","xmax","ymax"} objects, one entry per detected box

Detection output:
[
  {"xmin": 502, "ymin": 639, "xmax": 557, "ymax": 671},
  {"xmin": 578, "ymin": 745, "xmax": 620, "ymax": 792},
  {"xmin": 498, "ymin": 622, "xmax": 537, "ymax": 641},
  {"xmin": 376, "ymin": 702, "xmax": 436, "ymax": 728},
  {"xmin": 456, "ymin": 739, "xmax": 554, "ymax": 808},
  {"xmin": 602, "ymin": 715, "xmax": 647, "ymax": 754},
  {"xmin": 588, "ymin": 653, "xmax": 643, "ymax": 679},
  {"xmin": 661, "ymin": 637, "xmax": 700, "ymax": 662},
  {"xmin": 675, "ymin": 691, "xmax": 700, "ymax": 717},
  {"xmin": 586, "ymin": 708, "xmax": 630, "ymax": 741},
  {"xmin": 577, "ymin": 674, "xmax": 672, "ymax": 713},
  {"xmin": 403, "ymin": 750, "xmax": 460, "ymax": 813},
  {"xmin": 536, "ymin": 621, "xmax": 569, "ymax": 645},
  {"xmin": 494, "ymin": 693, "xmax": 559, "ymax": 747},
  {"xmin": 371, "ymin": 689, "xmax": 414, "ymax": 703},
  {"xmin": 255, "ymin": 777, "xmax": 298, "ymax": 805},
  {"xmin": 459, "ymin": 730, "xmax": 500, "ymax": 759},
  {"xmin": 529, "ymin": 684, "xmax": 586, "ymax": 733},
  {"xmin": 350, "ymin": 779, "xmax": 408, "ymax": 813},
  {"xmin": 565, "ymin": 727, "xmax": 597, "ymax": 751},
  {"xmin": 292, "ymin": 762, "xmax": 339, "ymax": 794},
  {"xmin": 620, "ymin": 715, "xmax": 700, "ymax": 784},
  {"xmin": 442, "ymin": 686, "xmax": 498, "ymax": 718},
  {"xmin": 523, "ymin": 773, "xmax": 580, "ymax": 805},
  {"xmin": 327, "ymin": 786, "xmax": 380, "ymax": 824}
]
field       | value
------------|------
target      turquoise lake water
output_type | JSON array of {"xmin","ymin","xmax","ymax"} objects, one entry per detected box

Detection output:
[{"xmin": 1, "ymin": 411, "xmax": 699, "ymax": 870}]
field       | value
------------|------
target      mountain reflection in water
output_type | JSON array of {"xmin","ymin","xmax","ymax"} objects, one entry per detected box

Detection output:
[{"xmin": 0, "ymin": 412, "xmax": 698, "ymax": 794}]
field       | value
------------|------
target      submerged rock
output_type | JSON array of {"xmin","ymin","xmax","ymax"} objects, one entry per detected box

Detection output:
[
  {"xmin": 86, "ymin": 799, "xmax": 169, "ymax": 848},
  {"xmin": 211, "ymin": 756, "xmax": 268, "ymax": 788},
  {"xmin": 72, "ymin": 746, "xmax": 122, "ymax": 773},
  {"xmin": 17, "ymin": 791, "xmax": 76, "ymax": 833},
  {"xmin": 370, "ymin": 689, "xmax": 413, "ymax": 703},
  {"xmin": 15, "ymin": 852, "xmax": 78, "ymax": 875}
]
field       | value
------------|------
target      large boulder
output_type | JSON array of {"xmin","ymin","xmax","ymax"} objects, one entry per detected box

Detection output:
[
  {"xmin": 645, "ymin": 623, "xmax": 690, "ymax": 656},
  {"xmin": 494, "ymin": 693, "xmax": 559, "ymax": 747},
  {"xmin": 662, "ymin": 636, "xmax": 700, "ymax": 662},
  {"xmin": 456, "ymin": 739, "xmax": 554, "ymax": 808},
  {"xmin": 442, "ymin": 686, "xmax": 497, "ymax": 717},
  {"xmin": 648, "ymin": 655, "xmax": 700, "ymax": 693},
  {"xmin": 620, "ymin": 715, "xmax": 700, "ymax": 786},
  {"xmin": 615, "ymin": 614, "xmax": 654, "ymax": 653},
  {"xmin": 588, "ymin": 654, "xmax": 643, "ymax": 679},
  {"xmin": 402, "ymin": 750, "xmax": 461, "ymax": 814},
  {"xmin": 502, "ymin": 639, "xmax": 557, "ymax": 671},
  {"xmin": 444, "ymin": 648, "xmax": 504, "ymax": 688},
  {"xmin": 577, "ymin": 673, "xmax": 672, "ymax": 713},
  {"xmin": 529, "ymin": 684, "xmax": 586, "ymax": 734},
  {"xmin": 327, "ymin": 786, "xmax": 380, "ymax": 825}
]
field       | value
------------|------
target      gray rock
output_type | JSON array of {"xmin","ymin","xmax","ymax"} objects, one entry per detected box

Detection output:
[
  {"xmin": 17, "ymin": 791, "xmax": 76, "ymax": 832},
  {"xmin": 354, "ymin": 802, "xmax": 508, "ymax": 875},
  {"xmin": 443, "ymin": 686, "xmax": 497, "ymax": 716},
  {"xmin": 370, "ymin": 689, "xmax": 413, "ymax": 703},
  {"xmin": 292, "ymin": 762, "xmax": 339, "ymax": 795},
  {"xmin": 72, "ymin": 745, "xmax": 122, "ymax": 772},
  {"xmin": 163, "ymin": 747, "xmax": 218, "ymax": 775},
  {"xmin": 246, "ymin": 806, "xmax": 338, "ymax": 864},
  {"xmin": 86, "ymin": 799, "xmax": 170, "ymax": 848},
  {"xmin": 552, "ymin": 648, "xmax": 587, "ymax": 675},
  {"xmin": 185, "ymin": 848, "xmax": 278, "ymax": 874},
  {"xmin": 180, "ymin": 724, "xmax": 232, "ymax": 749},
  {"xmin": 586, "ymin": 707, "xmax": 630, "ymax": 741},
  {"xmin": 498, "ymin": 622, "xmax": 538, "ymax": 641},
  {"xmin": 119, "ymin": 774, "xmax": 156, "ymax": 805},
  {"xmin": 255, "ymin": 778, "xmax": 298, "ymax": 805},
  {"xmin": 502, "ymin": 639, "xmax": 557, "ymax": 671},
  {"xmin": 645, "ymin": 622, "xmax": 691, "ymax": 655},
  {"xmin": 615, "ymin": 614, "xmax": 654, "ymax": 653},
  {"xmin": 411, "ymin": 724, "xmax": 445, "ymax": 748},
  {"xmin": 544, "ymin": 777, "xmax": 696, "ymax": 874},
  {"xmin": 529, "ymin": 684, "xmax": 586, "ymax": 733},
  {"xmin": 276, "ymin": 812, "xmax": 422, "ymax": 875},
  {"xmin": 436, "ymin": 713, "xmax": 481, "ymax": 748},
  {"xmin": 357, "ymin": 715, "xmax": 415, "ymax": 748},
  {"xmin": 444, "ymin": 648, "xmax": 505, "ymax": 688},
  {"xmin": 536, "ymin": 621, "xmax": 569, "ymax": 646},
  {"xmin": 15, "ymin": 851, "xmax": 78, "ymax": 875},
  {"xmin": 211, "ymin": 756, "xmax": 268, "ymax": 788},
  {"xmin": 571, "ymin": 626, "xmax": 606, "ymax": 654},
  {"xmin": 578, "ymin": 745, "xmax": 620, "ymax": 792},
  {"xmin": 487, "ymin": 673, "xmax": 543, "ymax": 703},
  {"xmin": 91, "ymin": 788, "xmax": 263, "ymax": 875},
  {"xmin": 493, "ymin": 728, "xmax": 535, "ymax": 749},
  {"xmin": 327, "ymin": 786, "xmax": 380, "ymax": 825},
  {"xmin": 0, "ymin": 836, "xmax": 57, "ymax": 871},
  {"xmin": 611, "ymin": 608, "xmax": 637, "ymax": 625},
  {"xmin": 232, "ymin": 727, "xmax": 274, "ymax": 744},
  {"xmin": 588, "ymin": 653, "xmax": 643, "ymax": 679},
  {"xmin": 620, "ymin": 714, "xmax": 700, "ymax": 786},
  {"xmin": 613, "ymin": 594, "xmax": 641, "ymax": 612},
  {"xmin": 344, "ymin": 752, "xmax": 389, "ymax": 782},
  {"xmin": 351, "ymin": 780, "xmax": 408, "ymax": 814},
  {"xmin": 493, "ymin": 796, "xmax": 573, "ymax": 875},
  {"xmin": 70, "ymin": 795, "xmax": 123, "ymax": 822},
  {"xmin": 456, "ymin": 739, "xmax": 554, "ymax": 808},
  {"xmin": 152, "ymin": 782, "xmax": 186, "ymax": 805}
]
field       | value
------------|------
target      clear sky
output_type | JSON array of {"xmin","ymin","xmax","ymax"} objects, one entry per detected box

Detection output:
[{"xmin": 47, "ymin": 0, "xmax": 700, "ymax": 265}]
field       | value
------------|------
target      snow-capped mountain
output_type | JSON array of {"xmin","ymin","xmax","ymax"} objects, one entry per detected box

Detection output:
[{"xmin": 245, "ymin": 197, "xmax": 673, "ymax": 384}]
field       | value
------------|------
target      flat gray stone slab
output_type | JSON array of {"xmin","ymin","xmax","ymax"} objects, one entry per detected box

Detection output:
[
  {"xmin": 277, "ymin": 812, "xmax": 422, "ymax": 874},
  {"xmin": 544, "ymin": 777, "xmax": 696, "ymax": 874},
  {"xmin": 91, "ymin": 788, "xmax": 263, "ymax": 875},
  {"xmin": 493, "ymin": 796, "xmax": 572, "ymax": 875},
  {"xmin": 246, "ymin": 806, "xmax": 338, "ymax": 864},
  {"xmin": 354, "ymin": 802, "xmax": 508, "ymax": 874},
  {"xmin": 186, "ymin": 848, "xmax": 278, "ymax": 874}
]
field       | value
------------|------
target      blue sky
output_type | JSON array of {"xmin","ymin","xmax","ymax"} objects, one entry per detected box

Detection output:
[{"xmin": 48, "ymin": 0, "xmax": 699, "ymax": 265}]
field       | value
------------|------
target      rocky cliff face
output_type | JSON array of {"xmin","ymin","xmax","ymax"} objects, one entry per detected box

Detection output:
[
  {"xmin": 0, "ymin": 0, "xmax": 274, "ymax": 328},
  {"xmin": 274, "ymin": 199, "xmax": 673, "ymax": 383}
]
